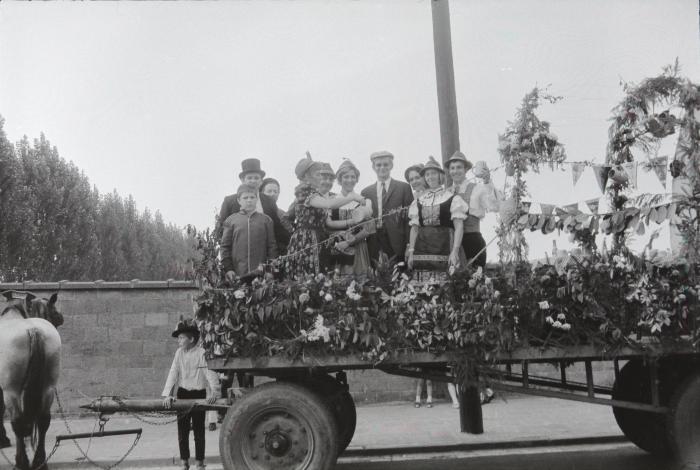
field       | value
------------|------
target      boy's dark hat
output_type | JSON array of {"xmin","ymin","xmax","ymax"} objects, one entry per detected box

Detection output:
[
  {"xmin": 172, "ymin": 318, "xmax": 200, "ymax": 341},
  {"xmin": 239, "ymin": 158, "xmax": 266, "ymax": 179}
]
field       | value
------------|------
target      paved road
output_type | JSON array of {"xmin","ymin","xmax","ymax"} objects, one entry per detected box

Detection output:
[{"xmin": 113, "ymin": 444, "xmax": 681, "ymax": 470}]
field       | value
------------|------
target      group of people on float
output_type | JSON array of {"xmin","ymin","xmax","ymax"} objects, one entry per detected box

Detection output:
[{"xmin": 216, "ymin": 150, "xmax": 501, "ymax": 283}]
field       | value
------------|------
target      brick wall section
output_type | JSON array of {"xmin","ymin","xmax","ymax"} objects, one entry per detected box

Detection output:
[{"xmin": 0, "ymin": 281, "xmax": 615, "ymax": 414}]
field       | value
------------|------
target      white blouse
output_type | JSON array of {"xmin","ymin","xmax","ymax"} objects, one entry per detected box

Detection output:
[
  {"xmin": 162, "ymin": 346, "xmax": 221, "ymax": 398},
  {"xmin": 408, "ymin": 187, "xmax": 468, "ymax": 227},
  {"xmin": 450, "ymin": 180, "xmax": 502, "ymax": 219}
]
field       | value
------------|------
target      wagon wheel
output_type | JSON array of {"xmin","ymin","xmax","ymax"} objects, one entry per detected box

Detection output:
[
  {"xmin": 611, "ymin": 359, "xmax": 675, "ymax": 456},
  {"xmin": 219, "ymin": 381, "xmax": 339, "ymax": 470},
  {"xmin": 667, "ymin": 370, "xmax": 700, "ymax": 467},
  {"xmin": 283, "ymin": 374, "xmax": 357, "ymax": 454},
  {"xmin": 306, "ymin": 374, "xmax": 357, "ymax": 454}
]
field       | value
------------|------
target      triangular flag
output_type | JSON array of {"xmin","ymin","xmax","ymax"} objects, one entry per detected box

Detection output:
[
  {"xmin": 571, "ymin": 163, "xmax": 586, "ymax": 186},
  {"xmin": 541, "ymin": 203, "xmax": 555, "ymax": 216},
  {"xmin": 585, "ymin": 198, "xmax": 600, "ymax": 214},
  {"xmin": 563, "ymin": 202, "xmax": 580, "ymax": 214},
  {"xmin": 592, "ymin": 165, "xmax": 611, "ymax": 193},
  {"xmin": 555, "ymin": 207, "xmax": 567, "ymax": 217},
  {"xmin": 622, "ymin": 162, "xmax": 638, "ymax": 189},
  {"xmin": 650, "ymin": 156, "xmax": 668, "ymax": 188},
  {"xmin": 521, "ymin": 201, "xmax": 532, "ymax": 213}
]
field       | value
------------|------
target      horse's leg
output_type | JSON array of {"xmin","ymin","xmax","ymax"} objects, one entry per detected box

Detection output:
[
  {"xmin": 11, "ymin": 418, "xmax": 30, "ymax": 470},
  {"xmin": 0, "ymin": 387, "xmax": 10, "ymax": 448},
  {"xmin": 30, "ymin": 389, "xmax": 54, "ymax": 470},
  {"xmin": 7, "ymin": 391, "xmax": 29, "ymax": 470}
]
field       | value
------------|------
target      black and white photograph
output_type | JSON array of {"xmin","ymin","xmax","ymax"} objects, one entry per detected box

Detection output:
[{"xmin": 1, "ymin": 1, "xmax": 700, "ymax": 469}]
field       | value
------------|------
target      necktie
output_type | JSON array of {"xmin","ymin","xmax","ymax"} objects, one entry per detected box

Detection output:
[{"xmin": 379, "ymin": 182, "xmax": 387, "ymax": 229}]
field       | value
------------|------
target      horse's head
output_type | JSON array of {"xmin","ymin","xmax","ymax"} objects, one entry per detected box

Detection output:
[{"xmin": 28, "ymin": 293, "xmax": 64, "ymax": 328}]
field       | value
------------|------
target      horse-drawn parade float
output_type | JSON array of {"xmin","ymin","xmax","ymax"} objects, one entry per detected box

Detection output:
[
  {"xmin": 2, "ymin": 2, "xmax": 700, "ymax": 468},
  {"xmin": 0, "ymin": 60, "xmax": 698, "ymax": 470}
]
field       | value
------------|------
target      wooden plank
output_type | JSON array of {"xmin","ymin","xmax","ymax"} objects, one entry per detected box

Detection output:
[{"xmin": 207, "ymin": 344, "xmax": 698, "ymax": 372}]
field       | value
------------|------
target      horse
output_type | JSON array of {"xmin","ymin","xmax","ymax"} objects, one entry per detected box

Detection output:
[{"xmin": 0, "ymin": 292, "xmax": 63, "ymax": 470}]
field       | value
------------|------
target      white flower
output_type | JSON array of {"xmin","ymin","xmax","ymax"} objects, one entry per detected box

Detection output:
[
  {"xmin": 468, "ymin": 279, "xmax": 476, "ymax": 288},
  {"xmin": 319, "ymin": 290, "xmax": 325, "ymax": 297},
  {"xmin": 557, "ymin": 313, "xmax": 566, "ymax": 321},
  {"xmin": 324, "ymin": 293, "xmax": 333, "ymax": 302},
  {"xmin": 299, "ymin": 293, "xmax": 310, "ymax": 304},
  {"xmin": 233, "ymin": 289, "xmax": 245, "ymax": 300},
  {"xmin": 472, "ymin": 267, "xmax": 484, "ymax": 281},
  {"xmin": 552, "ymin": 320, "xmax": 562, "ymax": 328},
  {"xmin": 493, "ymin": 290, "xmax": 501, "ymax": 300},
  {"xmin": 545, "ymin": 316, "xmax": 554, "ymax": 325},
  {"xmin": 561, "ymin": 323, "xmax": 571, "ymax": 331},
  {"xmin": 539, "ymin": 301, "xmax": 550, "ymax": 310}
]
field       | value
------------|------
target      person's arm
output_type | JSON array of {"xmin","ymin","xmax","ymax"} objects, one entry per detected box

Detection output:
[
  {"xmin": 161, "ymin": 348, "xmax": 180, "ymax": 398},
  {"xmin": 309, "ymin": 193, "xmax": 363, "ymax": 210},
  {"xmin": 450, "ymin": 219, "xmax": 464, "ymax": 266},
  {"xmin": 215, "ymin": 198, "xmax": 230, "ymax": 240},
  {"xmin": 201, "ymin": 350, "xmax": 221, "ymax": 403},
  {"xmin": 266, "ymin": 217, "xmax": 278, "ymax": 260},
  {"xmin": 449, "ymin": 195, "xmax": 468, "ymax": 267},
  {"xmin": 407, "ymin": 225, "xmax": 419, "ymax": 269},
  {"xmin": 403, "ymin": 185, "xmax": 414, "ymax": 239},
  {"xmin": 220, "ymin": 220, "xmax": 235, "ymax": 273}
]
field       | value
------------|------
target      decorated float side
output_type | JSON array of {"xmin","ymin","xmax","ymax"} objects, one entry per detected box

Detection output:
[{"xmin": 84, "ymin": 64, "xmax": 700, "ymax": 470}]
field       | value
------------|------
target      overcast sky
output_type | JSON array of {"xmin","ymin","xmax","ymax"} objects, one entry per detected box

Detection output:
[{"xmin": 1, "ymin": 0, "xmax": 698, "ymax": 260}]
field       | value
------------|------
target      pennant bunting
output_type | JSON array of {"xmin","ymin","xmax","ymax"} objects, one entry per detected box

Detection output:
[
  {"xmin": 650, "ymin": 156, "xmax": 668, "ymax": 188},
  {"xmin": 571, "ymin": 163, "xmax": 586, "ymax": 186},
  {"xmin": 555, "ymin": 207, "xmax": 567, "ymax": 217},
  {"xmin": 563, "ymin": 202, "xmax": 580, "ymax": 214},
  {"xmin": 622, "ymin": 162, "xmax": 638, "ymax": 189},
  {"xmin": 585, "ymin": 198, "xmax": 600, "ymax": 214},
  {"xmin": 521, "ymin": 201, "xmax": 532, "ymax": 213},
  {"xmin": 592, "ymin": 165, "xmax": 611, "ymax": 193}
]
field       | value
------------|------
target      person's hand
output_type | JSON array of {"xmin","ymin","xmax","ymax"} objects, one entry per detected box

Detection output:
[
  {"xmin": 407, "ymin": 251, "xmax": 414, "ymax": 270},
  {"xmin": 351, "ymin": 193, "xmax": 365, "ymax": 203},
  {"xmin": 225, "ymin": 270, "xmax": 236, "ymax": 283},
  {"xmin": 336, "ymin": 241, "xmax": 350, "ymax": 252},
  {"xmin": 206, "ymin": 396, "xmax": 217, "ymax": 405},
  {"xmin": 162, "ymin": 396, "xmax": 174, "ymax": 409},
  {"xmin": 449, "ymin": 250, "xmax": 461, "ymax": 268}
]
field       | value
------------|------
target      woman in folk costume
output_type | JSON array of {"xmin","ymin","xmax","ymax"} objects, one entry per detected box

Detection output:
[
  {"xmin": 406, "ymin": 156, "xmax": 468, "ymax": 279},
  {"xmin": 327, "ymin": 159, "xmax": 374, "ymax": 277},
  {"xmin": 285, "ymin": 156, "xmax": 365, "ymax": 280},
  {"xmin": 445, "ymin": 151, "xmax": 502, "ymax": 268}
]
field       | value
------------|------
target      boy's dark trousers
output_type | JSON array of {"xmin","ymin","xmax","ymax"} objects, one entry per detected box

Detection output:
[{"xmin": 176, "ymin": 387, "xmax": 206, "ymax": 461}]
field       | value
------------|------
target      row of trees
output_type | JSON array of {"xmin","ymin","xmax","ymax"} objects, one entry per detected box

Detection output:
[{"xmin": 0, "ymin": 116, "xmax": 197, "ymax": 281}]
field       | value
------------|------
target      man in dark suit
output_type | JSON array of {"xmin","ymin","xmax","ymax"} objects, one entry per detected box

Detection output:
[
  {"xmin": 361, "ymin": 151, "xmax": 414, "ymax": 265},
  {"xmin": 215, "ymin": 158, "xmax": 290, "ymax": 252}
]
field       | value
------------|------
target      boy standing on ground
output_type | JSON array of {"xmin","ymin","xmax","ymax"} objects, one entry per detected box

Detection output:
[
  {"xmin": 162, "ymin": 319, "xmax": 220, "ymax": 470},
  {"xmin": 220, "ymin": 184, "xmax": 278, "ymax": 280}
]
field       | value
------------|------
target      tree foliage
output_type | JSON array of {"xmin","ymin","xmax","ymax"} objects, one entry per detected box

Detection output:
[{"xmin": 0, "ymin": 116, "xmax": 196, "ymax": 282}]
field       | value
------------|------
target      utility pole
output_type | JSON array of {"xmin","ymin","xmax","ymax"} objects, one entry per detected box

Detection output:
[
  {"xmin": 431, "ymin": 0, "xmax": 460, "ymax": 185},
  {"xmin": 432, "ymin": 0, "xmax": 483, "ymax": 434}
]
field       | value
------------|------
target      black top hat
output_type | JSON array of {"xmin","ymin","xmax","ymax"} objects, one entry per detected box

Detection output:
[
  {"xmin": 239, "ymin": 158, "xmax": 266, "ymax": 180},
  {"xmin": 171, "ymin": 318, "xmax": 200, "ymax": 342}
]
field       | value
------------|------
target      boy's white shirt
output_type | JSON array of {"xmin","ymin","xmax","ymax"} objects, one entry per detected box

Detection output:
[{"xmin": 162, "ymin": 345, "xmax": 221, "ymax": 398}]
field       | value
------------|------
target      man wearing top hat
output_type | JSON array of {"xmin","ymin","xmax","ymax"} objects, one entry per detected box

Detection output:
[
  {"xmin": 361, "ymin": 150, "xmax": 414, "ymax": 265},
  {"xmin": 215, "ymin": 158, "xmax": 290, "ymax": 252}
]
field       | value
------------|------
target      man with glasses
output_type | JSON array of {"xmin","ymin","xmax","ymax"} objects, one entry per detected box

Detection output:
[{"xmin": 361, "ymin": 151, "xmax": 413, "ymax": 266}]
